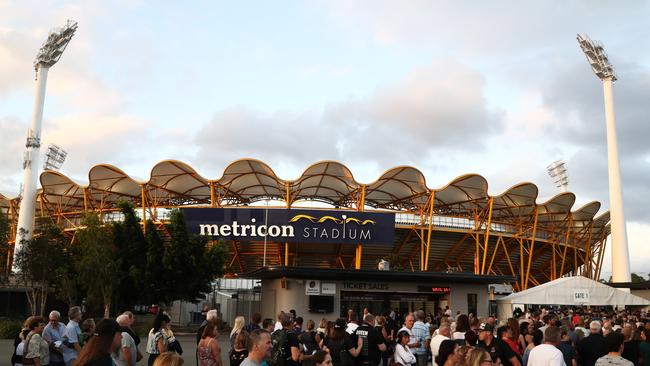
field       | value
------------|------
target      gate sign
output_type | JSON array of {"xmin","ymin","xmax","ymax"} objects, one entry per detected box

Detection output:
[
  {"xmin": 182, "ymin": 208, "xmax": 395, "ymax": 245},
  {"xmin": 573, "ymin": 289, "xmax": 590, "ymax": 303}
]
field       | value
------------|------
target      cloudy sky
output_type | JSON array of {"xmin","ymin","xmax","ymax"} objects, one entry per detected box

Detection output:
[{"xmin": 1, "ymin": 1, "xmax": 649, "ymax": 279}]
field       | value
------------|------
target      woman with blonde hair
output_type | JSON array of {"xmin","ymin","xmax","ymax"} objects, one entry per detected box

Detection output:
[
  {"xmin": 465, "ymin": 347, "xmax": 493, "ymax": 366},
  {"xmin": 229, "ymin": 330, "xmax": 248, "ymax": 366},
  {"xmin": 230, "ymin": 316, "xmax": 246, "ymax": 353},
  {"xmin": 152, "ymin": 352, "xmax": 184, "ymax": 366}
]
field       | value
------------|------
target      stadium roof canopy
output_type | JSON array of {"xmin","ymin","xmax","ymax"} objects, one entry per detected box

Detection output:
[{"xmin": 1, "ymin": 159, "xmax": 607, "ymax": 226}]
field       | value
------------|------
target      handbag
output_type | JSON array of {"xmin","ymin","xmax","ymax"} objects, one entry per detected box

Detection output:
[{"xmin": 22, "ymin": 334, "xmax": 36, "ymax": 365}]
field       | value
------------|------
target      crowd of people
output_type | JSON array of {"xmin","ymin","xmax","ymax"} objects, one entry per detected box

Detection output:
[
  {"xmin": 8, "ymin": 305, "xmax": 650, "ymax": 366},
  {"xmin": 10, "ymin": 307, "xmax": 183, "ymax": 366},
  {"xmin": 199, "ymin": 306, "xmax": 650, "ymax": 366}
]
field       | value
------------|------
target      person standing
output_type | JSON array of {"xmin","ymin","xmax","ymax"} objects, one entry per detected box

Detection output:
[
  {"xmin": 74, "ymin": 319, "xmax": 123, "ymax": 366},
  {"xmin": 245, "ymin": 313, "xmax": 262, "ymax": 333},
  {"xmin": 577, "ymin": 321, "xmax": 607, "ymax": 366},
  {"xmin": 197, "ymin": 310, "xmax": 218, "ymax": 345},
  {"xmin": 431, "ymin": 324, "xmax": 451, "ymax": 366},
  {"xmin": 557, "ymin": 327, "xmax": 577, "ymax": 366},
  {"xmin": 23, "ymin": 316, "xmax": 50, "ymax": 366},
  {"xmin": 477, "ymin": 323, "xmax": 497, "ymax": 363},
  {"xmin": 230, "ymin": 331, "xmax": 249, "ymax": 366},
  {"xmin": 322, "ymin": 318, "xmax": 362, "ymax": 366},
  {"xmin": 527, "ymin": 326, "xmax": 565, "ymax": 366},
  {"xmin": 230, "ymin": 317, "xmax": 246, "ymax": 353},
  {"xmin": 43, "ymin": 311, "xmax": 66, "ymax": 366},
  {"xmin": 495, "ymin": 326, "xmax": 521, "ymax": 366},
  {"xmin": 411, "ymin": 311, "xmax": 430, "ymax": 366},
  {"xmin": 639, "ymin": 330, "xmax": 650, "ymax": 366},
  {"xmin": 198, "ymin": 322, "xmax": 222, "ymax": 366},
  {"xmin": 113, "ymin": 315, "xmax": 138, "ymax": 366},
  {"xmin": 147, "ymin": 312, "xmax": 171, "ymax": 366},
  {"xmin": 394, "ymin": 331, "xmax": 416, "ymax": 366},
  {"xmin": 241, "ymin": 330, "xmax": 272, "ymax": 366},
  {"xmin": 62, "ymin": 307, "xmax": 83, "ymax": 366},
  {"xmin": 398, "ymin": 315, "xmax": 418, "ymax": 351},
  {"xmin": 595, "ymin": 332, "xmax": 634, "ymax": 366},
  {"xmin": 353, "ymin": 314, "xmax": 387, "ymax": 366}
]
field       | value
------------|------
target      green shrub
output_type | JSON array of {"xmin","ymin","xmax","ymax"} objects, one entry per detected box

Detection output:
[{"xmin": 0, "ymin": 319, "xmax": 23, "ymax": 339}]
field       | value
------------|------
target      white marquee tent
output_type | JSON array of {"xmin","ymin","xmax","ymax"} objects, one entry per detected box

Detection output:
[{"xmin": 496, "ymin": 276, "xmax": 650, "ymax": 321}]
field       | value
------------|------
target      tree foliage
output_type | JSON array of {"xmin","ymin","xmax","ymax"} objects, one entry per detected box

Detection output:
[
  {"xmin": 75, "ymin": 213, "xmax": 120, "ymax": 318},
  {"xmin": 143, "ymin": 220, "xmax": 166, "ymax": 304},
  {"xmin": 162, "ymin": 209, "xmax": 228, "ymax": 302},
  {"xmin": 112, "ymin": 201, "xmax": 148, "ymax": 310},
  {"xmin": 14, "ymin": 218, "xmax": 70, "ymax": 315}
]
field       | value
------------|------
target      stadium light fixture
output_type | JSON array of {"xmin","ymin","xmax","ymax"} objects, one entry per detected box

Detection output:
[
  {"xmin": 546, "ymin": 160, "xmax": 569, "ymax": 193},
  {"xmin": 43, "ymin": 144, "xmax": 68, "ymax": 171},
  {"xmin": 14, "ymin": 20, "xmax": 77, "ymax": 271},
  {"xmin": 576, "ymin": 33, "xmax": 631, "ymax": 285}
]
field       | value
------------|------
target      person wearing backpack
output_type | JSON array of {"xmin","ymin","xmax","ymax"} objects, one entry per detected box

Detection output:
[
  {"xmin": 299, "ymin": 320, "xmax": 319, "ymax": 356},
  {"xmin": 269, "ymin": 313, "xmax": 301, "ymax": 366},
  {"xmin": 323, "ymin": 319, "xmax": 363, "ymax": 366}
]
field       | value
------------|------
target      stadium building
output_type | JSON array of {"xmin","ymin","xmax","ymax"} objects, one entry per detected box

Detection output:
[{"xmin": 0, "ymin": 159, "xmax": 610, "ymax": 320}]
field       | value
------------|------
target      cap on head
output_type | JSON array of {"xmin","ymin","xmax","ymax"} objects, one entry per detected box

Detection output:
[{"xmin": 479, "ymin": 323, "xmax": 494, "ymax": 332}]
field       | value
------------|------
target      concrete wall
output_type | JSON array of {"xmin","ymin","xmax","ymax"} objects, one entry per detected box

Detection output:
[{"xmin": 260, "ymin": 278, "xmax": 489, "ymax": 325}]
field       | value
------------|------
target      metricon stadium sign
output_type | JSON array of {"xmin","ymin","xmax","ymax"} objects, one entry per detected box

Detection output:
[{"xmin": 182, "ymin": 208, "xmax": 395, "ymax": 245}]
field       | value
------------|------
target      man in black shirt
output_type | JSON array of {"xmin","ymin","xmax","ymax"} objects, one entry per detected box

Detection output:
[
  {"xmin": 275, "ymin": 312, "xmax": 301, "ymax": 366},
  {"xmin": 477, "ymin": 323, "xmax": 498, "ymax": 362},
  {"xmin": 353, "ymin": 314, "xmax": 387, "ymax": 366},
  {"xmin": 577, "ymin": 321, "xmax": 606, "ymax": 366},
  {"xmin": 495, "ymin": 326, "xmax": 521, "ymax": 366}
]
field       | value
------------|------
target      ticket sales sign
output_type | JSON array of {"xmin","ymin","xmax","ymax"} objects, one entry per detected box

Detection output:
[{"xmin": 182, "ymin": 208, "xmax": 395, "ymax": 245}]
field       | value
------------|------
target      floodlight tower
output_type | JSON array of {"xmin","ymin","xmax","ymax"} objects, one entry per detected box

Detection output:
[
  {"xmin": 547, "ymin": 160, "xmax": 569, "ymax": 193},
  {"xmin": 577, "ymin": 34, "xmax": 631, "ymax": 284},
  {"xmin": 43, "ymin": 144, "xmax": 68, "ymax": 171},
  {"xmin": 14, "ymin": 21, "xmax": 77, "ymax": 269}
]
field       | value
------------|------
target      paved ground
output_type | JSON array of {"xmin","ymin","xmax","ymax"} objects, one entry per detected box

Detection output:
[{"xmin": 0, "ymin": 333, "xmax": 231, "ymax": 366}]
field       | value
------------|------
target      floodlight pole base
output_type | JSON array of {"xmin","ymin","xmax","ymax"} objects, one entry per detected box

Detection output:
[
  {"xmin": 602, "ymin": 77, "xmax": 631, "ymax": 289},
  {"xmin": 13, "ymin": 65, "xmax": 50, "ymax": 272}
]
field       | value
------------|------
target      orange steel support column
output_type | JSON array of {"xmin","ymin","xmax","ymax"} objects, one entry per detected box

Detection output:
[
  {"xmin": 355, "ymin": 244, "xmax": 362, "ymax": 269},
  {"xmin": 424, "ymin": 192, "xmax": 435, "ymax": 271},
  {"xmin": 357, "ymin": 185, "xmax": 366, "ymax": 270},
  {"xmin": 419, "ymin": 208, "xmax": 425, "ymax": 271},
  {"xmin": 83, "ymin": 188, "xmax": 89, "ymax": 212},
  {"xmin": 285, "ymin": 181, "xmax": 291, "ymax": 208},
  {"xmin": 474, "ymin": 212, "xmax": 480, "ymax": 274},
  {"xmin": 284, "ymin": 242, "xmax": 289, "ymax": 266},
  {"xmin": 559, "ymin": 216, "xmax": 573, "ymax": 276},
  {"xmin": 140, "ymin": 184, "xmax": 147, "ymax": 233},
  {"xmin": 585, "ymin": 223, "xmax": 594, "ymax": 277},
  {"xmin": 524, "ymin": 209, "xmax": 539, "ymax": 289},
  {"xmin": 481, "ymin": 198, "xmax": 494, "ymax": 274},
  {"xmin": 209, "ymin": 181, "xmax": 216, "ymax": 208}
]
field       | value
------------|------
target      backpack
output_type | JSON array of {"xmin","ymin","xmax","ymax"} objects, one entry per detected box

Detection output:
[
  {"xmin": 269, "ymin": 329, "xmax": 289, "ymax": 366},
  {"xmin": 299, "ymin": 331, "xmax": 318, "ymax": 355}
]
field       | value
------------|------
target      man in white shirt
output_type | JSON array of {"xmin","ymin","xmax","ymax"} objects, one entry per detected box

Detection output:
[
  {"xmin": 528, "ymin": 326, "xmax": 566, "ymax": 366},
  {"xmin": 113, "ymin": 315, "xmax": 138, "ymax": 366},
  {"xmin": 398, "ymin": 314, "xmax": 419, "ymax": 349},
  {"xmin": 430, "ymin": 324, "xmax": 450, "ymax": 366}
]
